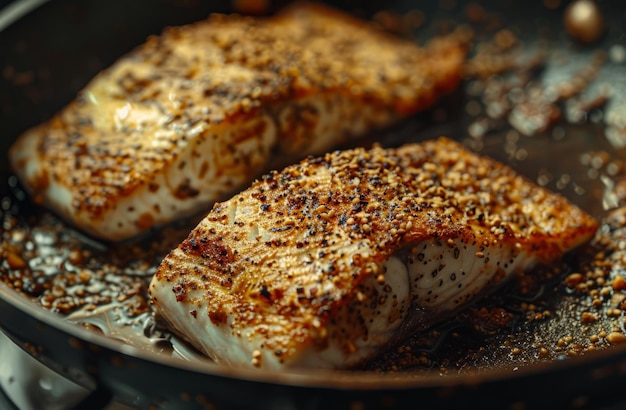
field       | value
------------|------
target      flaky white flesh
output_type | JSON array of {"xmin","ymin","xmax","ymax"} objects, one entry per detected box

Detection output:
[
  {"xmin": 11, "ymin": 114, "xmax": 277, "ymax": 241},
  {"xmin": 8, "ymin": 3, "xmax": 465, "ymax": 242},
  {"xmin": 152, "ymin": 240, "xmax": 536, "ymax": 370},
  {"xmin": 150, "ymin": 138, "xmax": 598, "ymax": 370},
  {"xmin": 10, "ymin": 93, "xmax": 394, "ymax": 241}
]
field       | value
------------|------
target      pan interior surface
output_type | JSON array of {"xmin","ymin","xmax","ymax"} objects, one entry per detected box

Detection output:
[{"xmin": 2, "ymin": 0, "xmax": 626, "ymax": 407}]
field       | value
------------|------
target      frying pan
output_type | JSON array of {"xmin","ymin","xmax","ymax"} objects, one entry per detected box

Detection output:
[{"xmin": 2, "ymin": 0, "xmax": 626, "ymax": 408}]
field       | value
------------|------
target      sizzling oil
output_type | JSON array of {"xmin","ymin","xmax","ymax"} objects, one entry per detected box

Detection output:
[
  {"xmin": 1, "ymin": 116, "xmax": 626, "ymax": 374},
  {"xmin": 3, "ymin": 5, "xmax": 626, "ymax": 374}
]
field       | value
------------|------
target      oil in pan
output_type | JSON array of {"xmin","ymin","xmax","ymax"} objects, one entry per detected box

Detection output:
[{"xmin": 2, "ymin": 0, "xmax": 626, "ymax": 378}]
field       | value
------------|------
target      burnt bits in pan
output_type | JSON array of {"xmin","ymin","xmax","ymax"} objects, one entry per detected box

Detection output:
[{"xmin": 2, "ymin": 1, "xmax": 626, "ymax": 374}]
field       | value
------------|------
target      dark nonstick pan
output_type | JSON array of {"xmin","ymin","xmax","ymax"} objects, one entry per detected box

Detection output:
[{"xmin": 2, "ymin": 0, "xmax": 626, "ymax": 409}]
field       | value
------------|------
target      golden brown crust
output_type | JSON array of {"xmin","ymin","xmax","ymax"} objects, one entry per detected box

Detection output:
[
  {"xmin": 9, "ymin": 3, "xmax": 466, "ymax": 224},
  {"xmin": 151, "ymin": 137, "xmax": 598, "ymax": 361}
]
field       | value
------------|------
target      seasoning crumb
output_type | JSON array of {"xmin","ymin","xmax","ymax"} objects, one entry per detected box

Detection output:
[
  {"xmin": 606, "ymin": 332, "xmax": 626, "ymax": 345},
  {"xmin": 581, "ymin": 312, "xmax": 598, "ymax": 324},
  {"xmin": 251, "ymin": 349, "xmax": 263, "ymax": 367}
]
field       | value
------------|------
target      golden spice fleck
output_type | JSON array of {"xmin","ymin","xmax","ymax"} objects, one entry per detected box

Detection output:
[
  {"xmin": 607, "ymin": 332, "xmax": 626, "ymax": 345},
  {"xmin": 4, "ymin": 250, "xmax": 28, "ymax": 269}
]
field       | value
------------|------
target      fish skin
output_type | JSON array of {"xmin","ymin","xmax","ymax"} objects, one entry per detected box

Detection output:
[
  {"xmin": 149, "ymin": 137, "xmax": 598, "ymax": 369},
  {"xmin": 8, "ymin": 3, "xmax": 466, "ymax": 242}
]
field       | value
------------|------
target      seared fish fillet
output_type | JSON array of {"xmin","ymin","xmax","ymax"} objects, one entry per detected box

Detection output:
[
  {"xmin": 149, "ymin": 137, "xmax": 598, "ymax": 370},
  {"xmin": 8, "ymin": 3, "xmax": 466, "ymax": 242}
]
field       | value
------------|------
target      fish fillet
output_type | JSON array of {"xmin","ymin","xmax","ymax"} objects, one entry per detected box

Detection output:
[
  {"xmin": 149, "ymin": 137, "xmax": 598, "ymax": 370},
  {"xmin": 8, "ymin": 3, "xmax": 466, "ymax": 242}
]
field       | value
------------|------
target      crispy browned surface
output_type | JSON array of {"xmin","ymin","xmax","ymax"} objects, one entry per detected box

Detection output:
[
  {"xmin": 9, "ymin": 2, "xmax": 466, "ymax": 222},
  {"xmin": 151, "ymin": 137, "xmax": 598, "ymax": 363}
]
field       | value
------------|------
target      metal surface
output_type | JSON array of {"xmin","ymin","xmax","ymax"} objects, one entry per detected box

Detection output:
[{"xmin": 2, "ymin": 0, "xmax": 626, "ymax": 409}]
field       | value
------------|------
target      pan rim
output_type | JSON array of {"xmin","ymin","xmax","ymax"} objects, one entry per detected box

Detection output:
[
  {"xmin": 3, "ymin": 278, "xmax": 626, "ymax": 391},
  {"xmin": 0, "ymin": 0, "xmax": 49, "ymax": 32},
  {"xmin": 2, "ymin": 0, "xmax": 626, "ymax": 399}
]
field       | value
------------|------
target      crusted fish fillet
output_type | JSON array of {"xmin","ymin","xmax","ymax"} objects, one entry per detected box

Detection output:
[
  {"xmin": 8, "ymin": 3, "xmax": 466, "ymax": 242},
  {"xmin": 149, "ymin": 137, "xmax": 598, "ymax": 370}
]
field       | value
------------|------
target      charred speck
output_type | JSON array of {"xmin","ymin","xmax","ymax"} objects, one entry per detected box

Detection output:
[
  {"xmin": 260, "ymin": 285, "xmax": 271, "ymax": 301},
  {"xmin": 338, "ymin": 214, "xmax": 347, "ymax": 225},
  {"xmin": 173, "ymin": 283, "xmax": 187, "ymax": 302},
  {"xmin": 187, "ymin": 237, "xmax": 199, "ymax": 250},
  {"xmin": 270, "ymin": 226, "xmax": 291, "ymax": 232}
]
